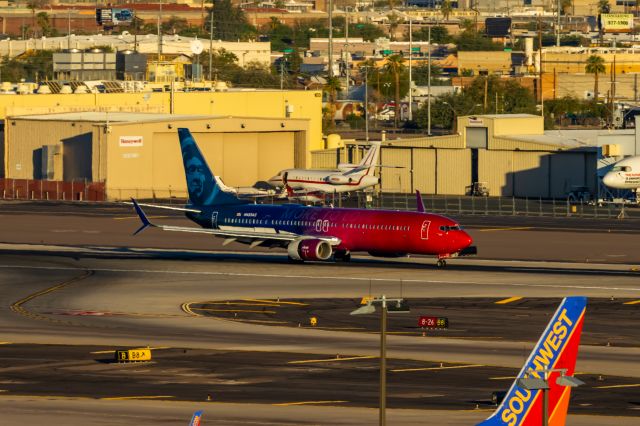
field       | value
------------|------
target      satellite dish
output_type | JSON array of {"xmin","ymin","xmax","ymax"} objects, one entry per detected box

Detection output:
[{"xmin": 190, "ymin": 39, "xmax": 204, "ymax": 55}]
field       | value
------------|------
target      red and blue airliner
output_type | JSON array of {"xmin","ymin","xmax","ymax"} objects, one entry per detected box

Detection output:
[{"xmin": 131, "ymin": 128, "xmax": 476, "ymax": 267}]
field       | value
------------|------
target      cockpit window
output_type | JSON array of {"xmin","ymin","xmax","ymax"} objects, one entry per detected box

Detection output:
[
  {"xmin": 612, "ymin": 166, "xmax": 632, "ymax": 172},
  {"xmin": 439, "ymin": 225, "xmax": 463, "ymax": 232}
]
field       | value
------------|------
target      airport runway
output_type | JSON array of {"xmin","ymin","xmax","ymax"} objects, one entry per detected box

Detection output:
[{"xmin": 1, "ymin": 201, "xmax": 639, "ymax": 424}]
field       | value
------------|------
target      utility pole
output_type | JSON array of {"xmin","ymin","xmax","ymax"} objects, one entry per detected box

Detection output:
[
  {"xmin": 328, "ymin": 0, "xmax": 333, "ymax": 78},
  {"xmin": 345, "ymin": 5, "xmax": 349, "ymax": 98},
  {"xmin": 538, "ymin": 17, "xmax": 544, "ymax": 117},
  {"xmin": 427, "ymin": 25, "xmax": 431, "ymax": 135},
  {"xmin": 209, "ymin": 9, "xmax": 214, "ymax": 82},
  {"xmin": 67, "ymin": 9, "xmax": 71, "ymax": 50},
  {"xmin": 157, "ymin": 0, "xmax": 163, "ymax": 82},
  {"xmin": 556, "ymin": 0, "xmax": 561, "ymax": 47},
  {"xmin": 364, "ymin": 66, "xmax": 369, "ymax": 141},
  {"xmin": 379, "ymin": 295, "xmax": 387, "ymax": 426},
  {"xmin": 408, "ymin": 18, "xmax": 413, "ymax": 121}
]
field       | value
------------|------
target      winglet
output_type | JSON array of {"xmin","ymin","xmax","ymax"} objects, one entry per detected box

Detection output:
[
  {"xmin": 416, "ymin": 190, "xmax": 425, "ymax": 213},
  {"xmin": 131, "ymin": 198, "xmax": 154, "ymax": 235}
]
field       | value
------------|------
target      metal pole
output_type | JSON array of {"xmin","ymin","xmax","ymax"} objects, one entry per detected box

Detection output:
[
  {"xmin": 157, "ymin": 0, "xmax": 162, "ymax": 82},
  {"xmin": 67, "ymin": 9, "xmax": 71, "ymax": 50},
  {"xmin": 379, "ymin": 295, "xmax": 387, "ymax": 426},
  {"xmin": 556, "ymin": 0, "xmax": 560, "ymax": 47},
  {"xmin": 365, "ymin": 67, "xmax": 369, "ymax": 141},
  {"xmin": 345, "ymin": 6, "xmax": 349, "ymax": 97},
  {"xmin": 427, "ymin": 25, "xmax": 431, "ymax": 135},
  {"xmin": 408, "ymin": 18, "xmax": 412, "ymax": 121},
  {"xmin": 209, "ymin": 8, "xmax": 213, "ymax": 81},
  {"xmin": 543, "ymin": 372, "xmax": 549, "ymax": 426},
  {"xmin": 328, "ymin": 0, "xmax": 333, "ymax": 78}
]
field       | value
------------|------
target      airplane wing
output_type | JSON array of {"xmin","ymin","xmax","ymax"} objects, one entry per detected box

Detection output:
[{"xmin": 131, "ymin": 199, "xmax": 341, "ymax": 248}]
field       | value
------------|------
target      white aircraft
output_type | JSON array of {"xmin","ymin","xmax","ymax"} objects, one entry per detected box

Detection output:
[
  {"xmin": 268, "ymin": 141, "xmax": 381, "ymax": 203},
  {"xmin": 602, "ymin": 155, "xmax": 640, "ymax": 190}
]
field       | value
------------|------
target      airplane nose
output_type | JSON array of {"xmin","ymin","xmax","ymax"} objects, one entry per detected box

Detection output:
[
  {"xmin": 460, "ymin": 231, "xmax": 473, "ymax": 249},
  {"xmin": 602, "ymin": 173, "xmax": 615, "ymax": 187}
]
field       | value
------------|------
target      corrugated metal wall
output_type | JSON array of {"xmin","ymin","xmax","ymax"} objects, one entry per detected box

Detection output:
[
  {"xmin": 380, "ymin": 148, "xmax": 411, "ymax": 192},
  {"xmin": 479, "ymin": 150, "xmax": 513, "ymax": 196},
  {"xmin": 412, "ymin": 149, "xmax": 436, "ymax": 195},
  {"xmin": 437, "ymin": 149, "xmax": 471, "ymax": 195},
  {"xmin": 513, "ymin": 152, "xmax": 550, "ymax": 198},
  {"xmin": 549, "ymin": 153, "xmax": 587, "ymax": 198}
]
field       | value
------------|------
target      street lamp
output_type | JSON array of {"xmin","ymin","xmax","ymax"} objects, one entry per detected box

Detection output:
[
  {"xmin": 517, "ymin": 368, "xmax": 584, "ymax": 426},
  {"xmin": 351, "ymin": 295, "xmax": 409, "ymax": 426}
]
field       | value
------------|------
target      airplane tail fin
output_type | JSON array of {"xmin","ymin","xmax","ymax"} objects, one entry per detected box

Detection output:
[
  {"xmin": 178, "ymin": 128, "xmax": 246, "ymax": 207},
  {"xmin": 189, "ymin": 410, "xmax": 203, "ymax": 426},
  {"xmin": 416, "ymin": 190, "xmax": 425, "ymax": 213},
  {"xmin": 476, "ymin": 296, "xmax": 587, "ymax": 426},
  {"xmin": 356, "ymin": 142, "xmax": 382, "ymax": 173}
]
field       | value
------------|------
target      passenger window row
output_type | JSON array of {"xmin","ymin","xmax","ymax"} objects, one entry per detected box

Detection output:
[{"xmin": 221, "ymin": 217, "xmax": 410, "ymax": 231}]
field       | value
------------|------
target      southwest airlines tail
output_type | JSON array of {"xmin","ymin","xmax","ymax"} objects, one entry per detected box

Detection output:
[
  {"xmin": 477, "ymin": 296, "xmax": 587, "ymax": 426},
  {"xmin": 178, "ymin": 128, "xmax": 246, "ymax": 207},
  {"xmin": 189, "ymin": 410, "xmax": 203, "ymax": 426}
]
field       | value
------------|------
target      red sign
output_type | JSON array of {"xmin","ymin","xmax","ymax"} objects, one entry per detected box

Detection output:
[{"xmin": 418, "ymin": 316, "xmax": 448, "ymax": 329}]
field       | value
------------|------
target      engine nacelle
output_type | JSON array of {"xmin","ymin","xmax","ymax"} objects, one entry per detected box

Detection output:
[
  {"xmin": 325, "ymin": 174, "xmax": 353, "ymax": 185},
  {"xmin": 360, "ymin": 175, "xmax": 380, "ymax": 186},
  {"xmin": 288, "ymin": 238, "xmax": 333, "ymax": 261}
]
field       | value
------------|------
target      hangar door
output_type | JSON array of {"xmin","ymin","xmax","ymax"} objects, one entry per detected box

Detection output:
[{"xmin": 466, "ymin": 127, "xmax": 488, "ymax": 149}]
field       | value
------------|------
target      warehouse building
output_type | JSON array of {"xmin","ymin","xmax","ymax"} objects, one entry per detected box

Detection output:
[
  {"xmin": 313, "ymin": 114, "xmax": 640, "ymax": 199},
  {"xmin": 4, "ymin": 112, "xmax": 310, "ymax": 200}
]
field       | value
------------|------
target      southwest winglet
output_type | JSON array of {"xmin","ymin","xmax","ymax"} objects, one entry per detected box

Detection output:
[
  {"xmin": 416, "ymin": 190, "xmax": 425, "ymax": 213},
  {"xmin": 131, "ymin": 198, "xmax": 154, "ymax": 235}
]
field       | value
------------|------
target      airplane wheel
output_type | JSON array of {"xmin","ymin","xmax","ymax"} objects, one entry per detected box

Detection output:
[
  {"xmin": 288, "ymin": 256, "xmax": 304, "ymax": 264},
  {"xmin": 436, "ymin": 259, "xmax": 446, "ymax": 268},
  {"xmin": 334, "ymin": 251, "xmax": 351, "ymax": 262}
]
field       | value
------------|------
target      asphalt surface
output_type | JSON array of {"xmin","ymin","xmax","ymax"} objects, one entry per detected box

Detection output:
[
  {"xmin": 1, "ymin": 201, "xmax": 639, "ymax": 425},
  {"xmin": 188, "ymin": 297, "xmax": 640, "ymax": 347},
  {"xmin": 1, "ymin": 344, "xmax": 638, "ymax": 416}
]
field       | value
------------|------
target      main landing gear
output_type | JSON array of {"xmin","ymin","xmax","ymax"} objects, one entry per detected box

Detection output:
[
  {"xmin": 436, "ymin": 259, "xmax": 447, "ymax": 268},
  {"xmin": 334, "ymin": 250, "xmax": 351, "ymax": 262}
]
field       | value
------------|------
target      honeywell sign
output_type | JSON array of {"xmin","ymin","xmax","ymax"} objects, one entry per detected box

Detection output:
[{"xmin": 119, "ymin": 136, "xmax": 143, "ymax": 147}]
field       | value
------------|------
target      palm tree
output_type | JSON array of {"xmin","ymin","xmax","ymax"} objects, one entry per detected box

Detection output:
[
  {"xmin": 585, "ymin": 55, "xmax": 605, "ymax": 102},
  {"xmin": 384, "ymin": 54, "xmax": 405, "ymax": 128},
  {"xmin": 387, "ymin": 13, "xmax": 403, "ymax": 41},
  {"xmin": 441, "ymin": 0, "xmax": 453, "ymax": 21},
  {"xmin": 323, "ymin": 76, "xmax": 342, "ymax": 129},
  {"xmin": 597, "ymin": 0, "xmax": 611, "ymax": 13}
]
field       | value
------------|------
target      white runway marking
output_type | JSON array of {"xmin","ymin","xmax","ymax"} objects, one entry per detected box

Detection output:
[{"xmin": 1, "ymin": 264, "xmax": 640, "ymax": 292}]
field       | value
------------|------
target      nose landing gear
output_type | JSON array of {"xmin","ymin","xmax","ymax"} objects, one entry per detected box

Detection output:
[{"xmin": 436, "ymin": 259, "xmax": 447, "ymax": 268}]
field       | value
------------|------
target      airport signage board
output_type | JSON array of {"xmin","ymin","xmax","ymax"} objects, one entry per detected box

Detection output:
[
  {"xmin": 96, "ymin": 8, "xmax": 134, "ymax": 26},
  {"xmin": 599, "ymin": 14, "xmax": 634, "ymax": 33},
  {"xmin": 119, "ymin": 136, "xmax": 143, "ymax": 147},
  {"xmin": 418, "ymin": 316, "xmax": 448, "ymax": 329},
  {"xmin": 115, "ymin": 348, "xmax": 152, "ymax": 362}
]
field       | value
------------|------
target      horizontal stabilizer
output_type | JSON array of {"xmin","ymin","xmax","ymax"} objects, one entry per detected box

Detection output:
[{"xmin": 131, "ymin": 198, "xmax": 155, "ymax": 236}]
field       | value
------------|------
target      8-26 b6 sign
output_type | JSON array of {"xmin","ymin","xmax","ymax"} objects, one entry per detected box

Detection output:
[{"xmin": 418, "ymin": 316, "xmax": 448, "ymax": 329}]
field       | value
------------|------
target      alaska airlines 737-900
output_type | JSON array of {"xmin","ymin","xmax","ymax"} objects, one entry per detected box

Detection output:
[{"xmin": 130, "ymin": 128, "xmax": 476, "ymax": 266}]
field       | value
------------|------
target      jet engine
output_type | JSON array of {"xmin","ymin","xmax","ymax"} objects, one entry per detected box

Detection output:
[
  {"xmin": 288, "ymin": 238, "xmax": 333, "ymax": 261},
  {"xmin": 325, "ymin": 174, "xmax": 353, "ymax": 185}
]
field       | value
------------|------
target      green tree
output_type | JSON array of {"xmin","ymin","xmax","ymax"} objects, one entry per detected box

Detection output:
[
  {"xmin": 585, "ymin": 55, "xmax": 605, "ymax": 102},
  {"xmin": 264, "ymin": 17, "xmax": 295, "ymax": 52},
  {"xmin": 210, "ymin": 0, "xmax": 256, "ymax": 41},
  {"xmin": 560, "ymin": 0, "xmax": 572, "ymax": 14},
  {"xmin": 383, "ymin": 54, "xmax": 406, "ymax": 127},
  {"xmin": 598, "ymin": 0, "xmax": 611, "ymax": 13},
  {"xmin": 36, "ymin": 12, "xmax": 54, "ymax": 37},
  {"xmin": 387, "ymin": 13, "xmax": 403, "ymax": 41},
  {"xmin": 1, "ymin": 49, "xmax": 54, "ymax": 82},
  {"xmin": 162, "ymin": 16, "xmax": 189, "ymax": 35},
  {"xmin": 413, "ymin": 63, "xmax": 445, "ymax": 86},
  {"xmin": 413, "ymin": 25, "xmax": 450, "ymax": 44},
  {"xmin": 456, "ymin": 30, "xmax": 504, "ymax": 51},
  {"xmin": 323, "ymin": 76, "xmax": 343, "ymax": 130},
  {"xmin": 200, "ymin": 48, "xmax": 240, "ymax": 81},
  {"xmin": 233, "ymin": 61, "xmax": 280, "ymax": 88}
]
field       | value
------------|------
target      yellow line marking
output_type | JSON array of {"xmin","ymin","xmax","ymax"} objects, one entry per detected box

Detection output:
[
  {"xmin": 0, "ymin": 342, "xmax": 10, "ymax": 345},
  {"xmin": 594, "ymin": 384, "xmax": 640, "ymax": 389},
  {"xmin": 244, "ymin": 299, "xmax": 309, "ymax": 306},
  {"xmin": 90, "ymin": 347, "xmax": 170, "ymax": 355},
  {"xmin": 479, "ymin": 227, "xmax": 532, "ymax": 232},
  {"xmin": 181, "ymin": 302, "xmax": 201, "ymax": 317},
  {"xmin": 623, "ymin": 300, "xmax": 640, "ymax": 305},
  {"xmin": 230, "ymin": 319, "xmax": 289, "ymax": 324},
  {"xmin": 101, "ymin": 396, "xmax": 175, "ymax": 400},
  {"xmin": 273, "ymin": 400, "xmax": 348, "ymax": 406},
  {"xmin": 199, "ymin": 301, "xmax": 281, "ymax": 307},
  {"xmin": 495, "ymin": 296, "xmax": 523, "ymax": 305},
  {"xmin": 189, "ymin": 308, "xmax": 277, "ymax": 314},
  {"xmin": 490, "ymin": 376, "xmax": 517, "ymax": 380},
  {"xmin": 391, "ymin": 364, "xmax": 484, "ymax": 373},
  {"xmin": 113, "ymin": 216, "xmax": 169, "ymax": 220},
  {"xmin": 288, "ymin": 356, "xmax": 376, "ymax": 364}
]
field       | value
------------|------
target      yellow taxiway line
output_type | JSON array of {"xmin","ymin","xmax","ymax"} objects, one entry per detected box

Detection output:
[
  {"xmin": 189, "ymin": 308, "xmax": 277, "ymax": 314},
  {"xmin": 244, "ymin": 299, "xmax": 309, "ymax": 306},
  {"xmin": 101, "ymin": 396, "xmax": 175, "ymax": 400},
  {"xmin": 623, "ymin": 300, "xmax": 640, "ymax": 305},
  {"xmin": 594, "ymin": 384, "xmax": 640, "ymax": 389},
  {"xmin": 288, "ymin": 355, "xmax": 376, "ymax": 364},
  {"xmin": 479, "ymin": 227, "xmax": 532, "ymax": 232},
  {"xmin": 90, "ymin": 346, "xmax": 170, "ymax": 355},
  {"xmin": 391, "ymin": 364, "xmax": 484, "ymax": 373},
  {"xmin": 201, "ymin": 301, "xmax": 281, "ymax": 307},
  {"xmin": 495, "ymin": 296, "xmax": 523, "ymax": 305},
  {"xmin": 273, "ymin": 400, "xmax": 348, "ymax": 406}
]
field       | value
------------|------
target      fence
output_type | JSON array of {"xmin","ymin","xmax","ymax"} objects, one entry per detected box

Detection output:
[{"xmin": 0, "ymin": 179, "xmax": 106, "ymax": 202}]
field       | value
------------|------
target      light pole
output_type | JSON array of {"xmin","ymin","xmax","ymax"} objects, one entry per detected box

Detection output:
[
  {"xmin": 408, "ymin": 17, "xmax": 412, "ymax": 121},
  {"xmin": 517, "ymin": 368, "xmax": 584, "ymax": 426},
  {"xmin": 361, "ymin": 65, "xmax": 370, "ymax": 141},
  {"xmin": 351, "ymin": 295, "xmax": 409, "ymax": 426}
]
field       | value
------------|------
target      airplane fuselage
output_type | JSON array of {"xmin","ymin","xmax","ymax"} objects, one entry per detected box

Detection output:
[
  {"xmin": 186, "ymin": 203, "xmax": 472, "ymax": 257},
  {"xmin": 603, "ymin": 156, "xmax": 640, "ymax": 190},
  {"xmin": 269, "ymin": 169, "xmax": 379, "ymax": 193}
]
